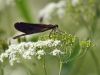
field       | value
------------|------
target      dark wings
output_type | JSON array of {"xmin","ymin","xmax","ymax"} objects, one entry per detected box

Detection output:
[
  {"xmin": 15, "ymin": 22, "xmax": 57, "ymax": 34},
  {"xmin": 13, "ymin": 22, "xmax": 58, "ymax": 39}
]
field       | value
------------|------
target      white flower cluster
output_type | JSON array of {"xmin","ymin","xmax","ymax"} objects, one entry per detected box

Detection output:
[
  {"xmin": 0, "ymin": 39, "xmax": 64, "ymax": 66},
  {"xmin": 38, "ymin": 0, "xmax": 66, "ymax": 22},
  {"xmin": 0, "ymin": 0, "xmax": 15, "ymax": 11},
  {"xmin": 50, "ymin": 49, "xmax": 64, "ymax": 56},
  {"xmin": 38, "ymin": 0, "xmax": 80, "ymax": 22}
]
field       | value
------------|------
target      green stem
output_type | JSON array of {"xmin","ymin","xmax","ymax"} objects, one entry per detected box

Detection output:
[
  {"xmin": 88, "ymin": 27, "xmax": 100, "ymax": 75},
  {"xmin": 84, "ymin": 4, "xmax": 100, "ymax": 74},
  {"xmin": 88, "ymin": 18, "xmax": 100, "ymax": 75},
  {"xmin": 59, "ymin": 59, "xmax": 62, "ymax": 75},
  {"xmin": 90, "ymin": 50, "xmax": 100, "ymax": 75},
  {"xmin": 43, "ymin": 56, "xmax": 47, "ymax": 75},
  {"xmin": 0, "ymin": 67, "xmax": 4, "ymax": 75}
]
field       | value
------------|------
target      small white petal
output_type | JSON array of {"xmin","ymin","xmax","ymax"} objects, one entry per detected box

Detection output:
[
  {"xmin": 51, "ymin": 49, "xmax": 64, "ymax": 56},
  {"xmin": 36, "ymin": 50, "xmax": 46, "ymax": 59},
  {"xmin": 36, "ymin": 50, "xmax": 45, "ymax": 55}
]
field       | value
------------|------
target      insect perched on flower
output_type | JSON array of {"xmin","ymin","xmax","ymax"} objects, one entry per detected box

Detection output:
[{"xmin": 13, "ymin": 22, "xmax": 58, "ymax": 39}]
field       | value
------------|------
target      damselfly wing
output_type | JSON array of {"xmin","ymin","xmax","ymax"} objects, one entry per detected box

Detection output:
[{"xmin": 13, "ymin": 22, "xmax": 58, "ymax": 39}]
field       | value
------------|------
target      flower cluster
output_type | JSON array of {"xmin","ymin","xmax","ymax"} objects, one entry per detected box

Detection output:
[
  {"xmin": 38, "ymin": 0, "xmax": 80, "ymax": 22},
  {"xmin": 50, "ymin": 49, "xmax": 64, "ymax": 56},
  {"xmin": 0, "ymin": 39, "xmax": 63, "ymax": 66},
  {"xmin": 0, "ymin": 32, "xmax": 93, "ymax": 66},
  {"xmin": 38, "ymin": 0, "xmax": 66, "ymax": 22}
]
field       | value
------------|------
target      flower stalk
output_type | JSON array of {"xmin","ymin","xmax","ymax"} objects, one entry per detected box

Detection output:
[
  {"xmin": 59, "ymin": 59, "xmax": 62, "ymax": 75},
  {"xmin": 43, "ymin": 56, "xmax": 47, "ymax": 75}
]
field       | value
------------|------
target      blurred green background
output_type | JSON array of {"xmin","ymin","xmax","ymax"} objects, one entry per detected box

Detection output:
[{"xmin": 0, "ymin": 0, "xmax": 100, "ymax": 75}]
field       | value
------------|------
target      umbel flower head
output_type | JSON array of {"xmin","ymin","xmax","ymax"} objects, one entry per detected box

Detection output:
[
  {"xmin": 0, "ymin": 39, "xmax": 62, "ymax": 65},
  {"xmin": 38, "ymin": 0, "xmax": 80, "ymax": 22},
  {"xmin": 38, "ymin": 0, "xmax": 66, "ymax": 22},
  {"xmin": 0, "ymin": 32, "xmax": 93, "ymax": 66}
]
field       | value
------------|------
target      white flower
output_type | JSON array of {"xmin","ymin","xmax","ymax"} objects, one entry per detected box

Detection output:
[
  {"xmin": 72, "ymin": 0, "xmax": 79, "ymax": 6},
  {"xmin": 0, "ymin": 39, "xmax": 61, "ymax": 65},
  {"xmin": 56, "ymin": 0, "xmax": 66, "ymax": 18},
  {"xmin": 34, "ymin": 39, "xmax": 60, "ymax": 47},
  {"xmin": 36, "ymin": 50, "xmax": 46, "ymax": 59},
  {"xmin": 22, "ymin": 48, "xmax": 36, "ymax": 59},
  {"xmin": 0, "ymin": 53, "xmax": 8, "ymax": 62},
  {"xmin": 9, "ymin": 56, "xmax": 18, "ymax": 66},
  {"xmin": 38, "ymin": 2, "xmax": 57, "ymax": 21},
  {"xmin": 52, "ymin": 40, "xmax": 61, "ymax": 46},
  {"xmin": 38, "ymin": 0, "xmax": 66, "ymax": 22},
  {"xmin": 50, "ymin": 49, "xmax": 64, "ymax": 56},
  {"xmin": 36, "ymin": 50, "xmax": 46, "ymax": 55}
]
